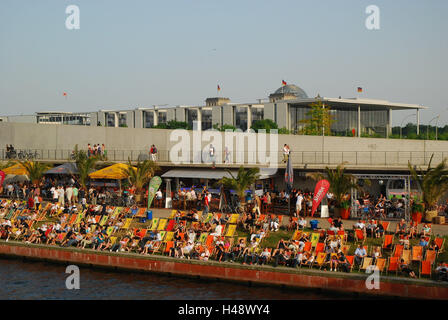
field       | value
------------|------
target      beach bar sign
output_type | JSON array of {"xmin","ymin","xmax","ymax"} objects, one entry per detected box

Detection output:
[{"xmin": 311, "ymin": 179, "xmax": 330, "ymax": 217}]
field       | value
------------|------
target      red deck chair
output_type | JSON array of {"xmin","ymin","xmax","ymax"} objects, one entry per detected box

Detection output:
[
  {"xmin": 205, "ymin": 235, "xmax": 215, "ymax": 248},
  {"xmin": 412, "ymin": 246, "xmax": 423, "ymax": 262},
  {"xmin": 315, "ymin": 242, "xmax": 325, "ymax": 255},
  {"xmin": 382, "ymin": 234, "xmax": 393, "ymax": 250},
  {"xmin": 434, "ymin": 237, "xmax": 445, "ymax": 253},
  {"xmin": 387, "ymin": 257, "xmax": 399, "ymax": 275},
  {"xmin": 303, "ymin": 242, "xmax": 312, "ymax": 252},
  {"xmin": 425, "ymin": 250, "xmax": 437, "ymax": 264},
  {"xmin": 165, "ymin": 219, "xmax": 175, "ymax": 232},
  {"xmin": 164, "ymin": 241, "xmax": 174, "ymax": 255},
  {"xmin": 355, "ymin": 229, "xmax": 365, "ymax": 243},
  {"xmin": 393, "ymin": 244, "xmax": 403, "ymax": 258},
  {"xmin": 345, "ymin": 255, "xmax": 354, "ymax": 271},
  {"xmin": 420, "ymin": 260, "xmax": 432, "ymax": 278},
  {"xmin": 381, "ymin": 221, "xmax": 390, "ymax": 233}
]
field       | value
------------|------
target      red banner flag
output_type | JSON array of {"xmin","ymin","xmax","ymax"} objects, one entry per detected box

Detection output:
[
  {"xmin": 311, "ymin": 179, "xmax": 330, "ymax": 217},
  {"xmin": 0, "ymin": 170, "xmax": 5, "ymax": 187}
]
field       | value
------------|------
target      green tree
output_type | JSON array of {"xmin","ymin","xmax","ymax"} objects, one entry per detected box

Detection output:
[
  {"xmin": 250, "ymin": 119, "xmax": 278, "ymax": 133},
  {"xmin": 299, "ymin": 100, "xmax": 335, "ymax": 136},
  {"xmin": 219, "ymin": 166, "xmax": 260, "ymax": 204},
  {"xmin": 154, "ymin": 120, "xmax": 191, "ymax": 130},
  {"xmin": 72, "ymin": 145, "xmax": 100, "ymax": 190},
  {"xmin": 213, "ymin": 123, "xmax": 237, "ymax": 131},
  {"xmin": 408, "ymin": 155, "xmax": 448, "ymax": 220},
  {"xmin": 0, "ymin": 161, "xmax": 14, "ymax": 170},
  {"xmin": 18, "ymin": 160, "xmax": 51, "ymax": 184},
  {"xmin": 121, "ymin": 158, "xmax": 160, "ymax": 202},
  {"xmin": 307, "ymin": 163, "xmax": 368, "ymax": 212}
]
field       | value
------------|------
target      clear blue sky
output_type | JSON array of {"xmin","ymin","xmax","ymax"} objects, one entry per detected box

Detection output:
[{"xmin": 1, "ymin": 0, "xmax": 447, "ymax": 126}]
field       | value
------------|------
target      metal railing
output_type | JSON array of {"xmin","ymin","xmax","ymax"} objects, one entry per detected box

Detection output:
[{"xmin": 1, "ymin": 149, "xmax": 446, "ymax": 167}]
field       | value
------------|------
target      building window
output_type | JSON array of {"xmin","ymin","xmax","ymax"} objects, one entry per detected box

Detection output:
[
  {"xmin": 158, "ymin": 111, "xmax": 167, "ymax": 124},
  {"xmin": 143, "ymin": 111, "xmax": 154, "ymax": 128},
  {"xmin": 251, "ymin": 106, "xmax": 264, "ymax": 123},
  {"xmin": 201, "ymin": 109, "xmax": 212, "ymax": 130},
  {"xmin": 234, "ymin": 106, "xmax": 248, "ymax": 131},
  {"xmin": 118, "ymin": 113, "xmax": 127, "ymax": 127},
  {"xmin": 186, "ymin": 109, "xmax": 198, "ymax": 129},
  {"xmin": 106, "ymin": 113, "xmax": 115, "ymax": 127}
]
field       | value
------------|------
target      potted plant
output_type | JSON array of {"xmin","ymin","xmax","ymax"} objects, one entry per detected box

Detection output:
[
  {"xmin": 340, "ymin": 200, "xmax": 351, "ymax": 219},
  {"xmin": 411, "ymin": 201, "xmax": 424, "ymax": 224}
]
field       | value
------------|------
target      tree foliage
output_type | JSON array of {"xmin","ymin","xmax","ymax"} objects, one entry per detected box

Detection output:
[
  {"xmin": 18, "ymin": 160, "xmax": 51, "ymax": 184},
  {"xmin": 72, "ymin": 144, "xmax": 100, "ymax": 190},
  {"xmin": 121, "ymin": 158, "xmax": 160, "ymax": 194},
  {"xmin": 299, "ymin": 100, "xmax": 335, "ymax": 136},
  {"xmin": 219, "ymin": 166, "xmax": 260, "ymax": 202},
  {"xmin": 250, "ymin": 119, "xmax": 278, "ymax": 133}
]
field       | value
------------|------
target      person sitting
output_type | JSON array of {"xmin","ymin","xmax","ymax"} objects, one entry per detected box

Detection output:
[
  {"xmin": 354, "ymin": 244, "xmax": 367, "ymax": 266},
  {"xmin": 366, "ymin": 220, "xmax": 377, "ymax": 237},
  {"xmin": 374, "ymin": 220, "xmax": 385, "ymax": 238},
  {"xmin": 298, "ymin": 217, "xmax": 307, "ymax": 230},
  {"xmin": 399, "ymin": 259, "xmax": 416, "ymax": 278},
  {"xmin": 371, "ymin": 246, "xmax": 382, "ymax": 264},
  {"xmin": 418, "ymin": 236, "xmax": 429, "ymax": 248},
  {"xmin": 337, "ymin": 252, "xmax": 351, "ymax": 273},
  {"xmin": 328, "ymin": 254, "xmax": 339, "ymax": 272},
  {"xmin": 395, "ymin": 219, "xmax": 408, "ymax": 237},
  {"xmin": 333, "ymin": 217, "xmax": 344, "ymax": 231},
  {"xmin": 435, "ymin": 262, "xmax": 448, "ymax": 282},
  {"xmin": 421, "ymin": 224, "xmax": 432, "ymax": 237},
  {"xmin": 354, "ymin": 219, "xmax": 366, "ymax": 232}
]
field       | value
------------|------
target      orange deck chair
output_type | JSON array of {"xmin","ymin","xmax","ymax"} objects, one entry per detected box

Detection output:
[
  {"xmin": 382, "ymin": 234, "xmax": 393, "ymax": 250},
  {"xmin": 411, "ymin": 246, "xmax": 423, "ymax": 262},
  {"xmin": 420, "ymin": 260, "xmax": 432, "ymax": 278},
  {"xmin": 387, "ymin": 257, "xmax": 399, "ymax": 275}
]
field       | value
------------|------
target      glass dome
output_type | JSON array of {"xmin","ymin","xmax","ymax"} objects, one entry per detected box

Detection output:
[{"xmin": 273, "ymin": 84, "xmax": 308, "ymax": 99}]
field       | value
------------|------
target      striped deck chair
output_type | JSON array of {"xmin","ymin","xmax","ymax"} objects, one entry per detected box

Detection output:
[
  {"xmin": 150, "ymin": 218, "xmax": 159, "ymax": 231},
  {"xmin": 311, "ymin": 233, "xmax": 320, "ymax": 248},
  {"xmin": 165, "ymin": 219, "xmax": 175, "ymax": 232},
  {"xmin": 354, "ymin": 229, "xmax": 365, "ymax": 243},
  {"xmin": 375, "ymin": 258, "xmax": 387, "ymax": 274},
  {"xmin": 382, "ymin": 234, "xmax": 393, "ymax": 250},
  {"xmin": 229, "ymin": 214, "xmax": 239, "ymax": 224},
  {"xmin": 157, "ymin": 218, "xmax": 168, "ymax": 231},
  {"xmin": 312, "ymin": 252, "xmax": 327, "ymax": 269},
  {"xmin": 425, "ymin": 250, "xmax": 437, "ymax": 265},
  {"xmin": 393, "ymin": 244, "xmax": 404, "ymax": 258},
  {"xmin": 199, "ymin": 233, "xmax": 208, "ymax": 244},
  {"xmin": 434, "ymin": 237, "xmax": 445, "ymax": 253},
  {"xmin": 315, "ymin": 242, "xmax": 325, "ymax": 255},
  {"xmin": 122, "ymin": 218, "xmax": 133, "ymax": 229},
  {"xmin": 387, "ymin": 257, "xmax": 399, "ymax": 275},
  {"xmin": 225, "ymin": 224, "xmax": 236, "ymax": 237},
  {"xmin": 401, "ymin": 249, "xmax": 411, "ymax": 264},
  {"xmin": 303, "ymin": 242, "xmax": 312, "ymax": 253},
  {"xmin": 165, "ymin": 231, "xmax": 174, "ymax": 242},
  {"xmin": 106, "ymin": 226, "xmax": 115, "ymax": 236},
  {"xmin": 420, "ymin": 260, "xmax": 432, "ymax": 278},
  {"xmin": 360, "ymin": 257, "xmax": 373, "ymax": 271},
  {"xmin": 412, "ymin": 246, "xmax": 423, "ymax": 262}
]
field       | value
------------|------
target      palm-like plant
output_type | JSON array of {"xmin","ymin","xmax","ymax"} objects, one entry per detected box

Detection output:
[
  {"xmin": 122, "ymin": 159, "xmax": 160, "ymax": 201},
  {"xmin": 307, "ymin": 163, "xmax": 367, "ymax": 209},
  {"xmin": 0, "ymin": 161, "xmax": 14, "ymax": 170},
  {"xmin": 72, "ymin": 145, "xmax": 100, "ymax": 190},
  {"xmin": 18, "ymin": 160, "xmax": 51, "ymax": 184},
  {"xmin": 408, "ymin": 155, "xmax": 448, "ymax": 212},
  {"xmin": 219, "ymin": 166, "xmax": 260, "ymax": 203}
]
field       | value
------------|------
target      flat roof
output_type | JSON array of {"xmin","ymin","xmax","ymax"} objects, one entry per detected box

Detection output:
[{"xmin": 285, "ymin": 97, "xmax": 427, "ymax": 110}]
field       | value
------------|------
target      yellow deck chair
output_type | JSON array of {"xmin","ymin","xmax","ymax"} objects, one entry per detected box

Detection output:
[
  {"xmin": 164, "ymin": 231, "xmax": 174, "ymax": 242},
  {"xmin": 311, "ymin": 233, "xmax": 320, "ymax": 247},
  {"xmin": 170, "ymin": 210, "xmax": 177, "ymax": 218},
  {"xmin": 106, "ymin": 226, "xmax": 115, "ymax": 236},
  {"xmin": 225, "ymin": 224, "xmax": 237, "ymax": 237},
  {"xmin": 229, "ymin": 214, "xmax": 239, "ymax": 224},
  {"xmin": 203, "ymin": 212, "xmax": 213, "ymax": 224},
  {"xmin": 122, "ymin": 218, "xmax": 133, "ymax": 229},
  {"xmin": 401, "ymin": 249, "xmax": 411, "ymax": 264},
  {"xmin": 292, "ymin": 230, "xmax": 301, "ymax": 241},
  {"xmin": 313, "ymin": 252, "xmax": 327, "ymax": 269},
  {"xmin": 199, "ymin": 233, "xmax": 208, "ymax": 243},
  {"xmin": 157, "ymin": 218, "xmax": 168, "ymax": 231},
  {"xmin": 159, "ymin": 231, "xmax": 167, "ymax": 241},
  {"xmin": 75, "ymin": 213, "xmax": 84, "ymax": 224},
  {"xmin": 90, "ymin": 225, "xmax": 97, "ymax": 232},
  {"xmin": 150, "ymin": 218, "xmax": 160, "ymax": 231},
  {"xmin": 110, "ymin": 236, "xmax": 117, "ymax": 245},
  {"xmin": 99, "ymin": 215, "xmax": 108, "ymax": 226},
  {"xmin": 375, "ymin": 258, "xmax": 387, "ymax": 273},
  {"xmin": 360, "ymin": 257, "xmax": 373, "ymax": 271}
]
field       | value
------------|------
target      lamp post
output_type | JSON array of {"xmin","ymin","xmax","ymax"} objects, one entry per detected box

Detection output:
[
  {"xmin": 427, "ymin": 115, "xmax": 440, "ymax": 140},
  {"xmin": 400, "ymin": 113, "xmax": 416, "ymax": 139}
]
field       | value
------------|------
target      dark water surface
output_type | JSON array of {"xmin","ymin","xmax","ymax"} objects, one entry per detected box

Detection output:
[{"xmin": 0, "ymin": 257, "xmax": 376, "ymax": 300}]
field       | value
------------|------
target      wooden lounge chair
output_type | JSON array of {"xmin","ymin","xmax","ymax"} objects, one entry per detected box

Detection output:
[
  {"xmin": 303, "ymin": 242, "xmax": 312, "ymax": 253},
  {"xmin": 311, "ymin": 233, "xmax": 320, "ymax": 248},
  {"xmin": 434, "ymin": 237, "xmax": 445, "ymax": 253},
  {"xmin": 157, "ymin": 219, "xmax": 168, "ymax": 231},
  {"xmin": 354, "ymin": 229, "xmax": 365, "ymax": 243},
  {"xmin": 375, "ymin": 258, "xmax": 387, "ymax": 274},
  {"xmin": 411, "ymin": 246, "xmax": 423, "ymax": 262},
  {"xmin": 393, "ymin": 244, "xmax": 404, "ymax": 258},
  {"xmin": 225, "ymin": 224, "xmax": 236, "ymax": 237},
  {"xmin": 387, "ymin": 257, "xmax": 399, "ymax": 275},
  {"xmin": 382, "ymin": 234, "xmax": 393, "ymax": 250},
  {"xmin": 425, "ymin": 250, "xmax": 437, "ymax": 265},
  {"xmin": 345, "ymin": 255, "xmax": 354, "ymax": 272},
  {"xmin": 401, "ymin": 249, "xmax": 411, "ymax": 264},
  {"xmin": 315, "ymin": 242, "xmax": 325, "ymax": 255},
  {"xmin": 312, "ymin": 252, "xmax": 327, "ymax": 269},
  {"xmin": 149, "ymin": 218, "xmax": 159, "ymax": 231},
  {"xmin": 165, "ymin": 219, "xmax": 175, "ymax": 232},
  {"xmin": 360, "ymin": 257, "xmax": 373, "ymax": 271},
  {"xmin": 420, "ymin": 260, "xmax": 432, "ymax": 278}
]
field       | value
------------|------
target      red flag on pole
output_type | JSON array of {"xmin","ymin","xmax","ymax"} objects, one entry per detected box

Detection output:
[
  {"xmin": 357, "ymin": 87, "xmax": 362, "ymax": 93},
  {"xmin": 217, "ymin": 85, "xmax": 220, "ymax": 91},
  {"xmin": 0, "ymin": 170, "xmax": 5, "ymax": 186},
  {"xmin": 311, "ymin": 179, "xmax": 330, "ymax": 217},
  {"xmin": 282, "ymin": 80, "xmax": 287, "ymax": 86}
]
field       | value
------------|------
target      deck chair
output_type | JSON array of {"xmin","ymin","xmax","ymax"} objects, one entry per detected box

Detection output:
[
  {"xmin": 165, "ymin": 231, "xmax": 174, "ymax": 242},
  {"xmin": 337, "ymin": 230, "xmax": 347, "ymax": 243},
  {"xmin": 360, "ymin": 257, "xmax": 373, "ymax": 271},
  {"xmin": 205, "ymin": 235, "xmax": 215, "ymax": 248},
  {"xmin": 122, "ymin": 218, "xmax": 133, "ymax": 229},
  {"xmin": 420, "ymin": 260, "xmax": 432, "ymax": 278},
  {"xmin": 382, "ymin": 234, "xmax": 393, "ymax": 250},
  {"xmin": 303, "ymin": 242, "xmax": 312, "ymax": 253},
  {"xmin": 401, "ymin": 249, "xmax": 411, "ymax": 264},
  {"xmin": 106, "ymin": 226, "xmax": 115, "ymax": 236},
  {"xmin": 169, "ymin": 210, "xmax": 177, "ymax": 218},
  {"xmin": 150, "ymin": 218, "xmax": 159, "ymax": 231},
  {"xmin": 94, "ymin": 215, "xmax": 101, "ymax": 223},
  {"xmin": 311, "ymin": 233, "xmax": 320, "ymax": 248},
  {"xmin": 68, "ymin": 214, "xmax": 77, "ymax": 225},
  {"xmin": 387, "ymin": 257, "xmax": 399, "ymax": 275},
  {"xmin": 99, "ymin": 215, "xmax": 108, "ymax": 226},
  {"xmin": 341, "ymin": 244, "xmax": 351, "ymax": 256},
  {"xmin": 345, "ymin": 255, "xmax": 354, "ymax": 272},
  {"xmin": 381, "ymin": 221, "xmax": 390, "ymax": 233},
  {"xmin": 411, "ymin": 246, "xmax": 423, "ymax": 262},
  {"xmin": 393, "ymin": 244, "xmax": 404, "ymax": 258},
  {"xmin": 55, "ymin": 232, "xmax": 67, "ymax": 244},
  {"xmin": 291, "ymin": 230, "xmax": 301, "ymax": 241},
  {"xmin": 425, "ymin": 250, "xmax": 437, "ymax": 265},
  {"xmin": 354, "ymin": 229, "xmax": 365, "ymax": 243},
  {"xmin": 434, "ymin": 237, "xmax": 445, "ymax": 253},
  {"xmin": 198, "ymin": 233, "xmax": 208, "ymax": 244},
  {"xmin": 110, "ymin": 236, "xmax": 118, "ymax": 245},
  {"xmin": 315, "ymin": 242, "xmax": 325, "ymax": 255},
  {"xmin": 229, "ymin": 214, "xmax": 239, "ymax": 224},
  {"xmin": 312, "ymin": 252, "xmax": 327, "ymax": 269},
  {"xmin": 157, "ymin": 218, "xmax": 168, "ymax": 231},
  {"xmin": 225, "ymin": 224, "xmax": 237, "ymax": 237},
  {"xmin": 375, "ymin": 258, "xmax": 387, "ymax": 274},
  {"xmin": 164, "ymin": 241, "xmax": 174, "ymax": 255},
  {"xmin": 165, "ymin": 219, "xmax": 175, "ymax": 232},
  {"xmin": 203, "ymin": 212, "xmax": 213, "ymax": 224}
]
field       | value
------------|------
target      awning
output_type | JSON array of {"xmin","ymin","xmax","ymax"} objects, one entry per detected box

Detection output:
[
  {"xmin": 89, "ymin": 163, "xmax": 135, "ymax": 180},
  {"xmin": 161, "ymin": 168, "xmax": 275, "ymax": 180},
  {"xmin": 45, "ymin": 163, "xmax": 79, "ymax": 175},
  {"xmin": 2, "ymin": 163, "xmax": 27, "ymax": 176}
]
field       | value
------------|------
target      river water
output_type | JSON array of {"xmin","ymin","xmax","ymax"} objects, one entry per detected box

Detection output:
[{"xmin": 0, "ymin": 257, "xmax": 378, "ymax": 300}]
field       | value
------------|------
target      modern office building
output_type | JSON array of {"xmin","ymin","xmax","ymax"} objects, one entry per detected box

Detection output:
[{"xmin": 1, "ymin": 84, "xmax": 426, "ymax": 137}]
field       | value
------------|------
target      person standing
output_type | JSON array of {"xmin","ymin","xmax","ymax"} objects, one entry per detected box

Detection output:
[
  {"xmin": 282, "ymin": 144, "xmax": 290, "ymax": 163},
  {"xmin": 209, "ymin": 144, "xmax": 215, "ymax": 168},
  {"xmin": 57, "ymin": 186, "xmax": 65, "ymax": 206},
  {"xmin": 296, "ymin": 191, "xmax": 303, "ymax": 217},
  {"xmin": 150, "ymin": 144, "xmax": 157, "ymax": 162},
  {"xmin": 66, "ymin": 185, "xmax": 73, "ymax": 206},
  {"xmin": 203, "ymin": 192, "xmax": 210, "ymax": 215}
]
